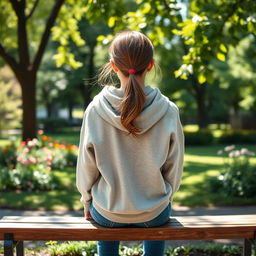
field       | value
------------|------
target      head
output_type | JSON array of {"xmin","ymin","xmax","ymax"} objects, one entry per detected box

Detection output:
[{"xmin": 98, "ymin": 30, "xmax": 155, "ymax": 135}]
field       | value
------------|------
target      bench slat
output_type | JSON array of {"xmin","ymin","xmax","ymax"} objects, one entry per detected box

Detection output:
[
  {"xmin": 0, "ymin": 215, "xmax": 256, "ymax": 241},
  {"xmin": 0, "ymin": 226, "xmax": 255, "ymax": 241}
]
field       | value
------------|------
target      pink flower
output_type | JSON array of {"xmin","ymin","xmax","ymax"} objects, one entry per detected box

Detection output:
[
  {"xmin": 38, "ymin": 130, "xmax": 44, "ymax": 135},
  {"xmin": 22, "ymin": 160, "xmax": 30, "ymax": 165},
  {"xmin": 29, "ymin": 157, "xmax": 37, "ymax": 164},
  {"xmin": 23, "ymin": 147, "xmax": 30, "ymax": 153},
  {"xmin": 26, "ymin": 181, "xmax": 32, "ymax": 186}
]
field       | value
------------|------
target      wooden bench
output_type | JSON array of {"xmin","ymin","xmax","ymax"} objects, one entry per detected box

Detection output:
[{"xmin": 0, "ymin": 215, "xmax": 256, "ymax": 256}]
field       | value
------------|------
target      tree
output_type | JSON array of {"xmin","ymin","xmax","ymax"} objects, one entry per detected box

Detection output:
[
  {"xmin": 0, "ymin": 0, "xmax": 125, "ymax": 140},
  {"xmin": 0, "ymin": 0, "xmax": 66, "ymax": 140},
  {"xmin": 173, "ymin": 0, "xmax": 256, "ymax": 83},
  {"xmin": 0, "ymin": 80, "xmax": 22, "ymax": 137}
]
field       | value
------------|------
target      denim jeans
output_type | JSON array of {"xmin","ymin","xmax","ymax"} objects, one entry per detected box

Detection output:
[{"xmin": 89, "ymin": 203, "xmax": 171, "ymax": 256}]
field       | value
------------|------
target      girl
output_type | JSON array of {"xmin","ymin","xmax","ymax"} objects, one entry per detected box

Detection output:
[{"xmin": 76, "ymin": 30, "xmax": 184, "ymax": 256}]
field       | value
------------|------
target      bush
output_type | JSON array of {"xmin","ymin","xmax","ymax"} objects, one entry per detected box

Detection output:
[
  {"xmin": 45, "ymin": 241, "xmax": 245, "ymax": 256},
  {"xmin": 0, "ymin": 142, "xmax": 17, "ymax": 168},
  {"xmin": 38, "ymin": 118, "xmax": 69, "ymax": 133},
  {"xmin": 184, "ymin": 130, "xmax": 214, "ymax": 145},
  {"xmin": 0, "ymin": 131, "xmax": 77, "ymax": 192},
  {"xmin": 0, "ymin": 167, "xmax": 59, "ymax": 191},
  {"xmin": 218, "ymin": 130, "xmax": 256, "ymax": 144},
  {"xmin": 209, "ymin": 145, "xmax": 256, "ymax": 197}
]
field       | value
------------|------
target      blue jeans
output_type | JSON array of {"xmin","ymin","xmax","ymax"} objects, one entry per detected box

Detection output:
[{"xmin": 89, "ymin": 203, "xmax": 171, "ymax": 256}]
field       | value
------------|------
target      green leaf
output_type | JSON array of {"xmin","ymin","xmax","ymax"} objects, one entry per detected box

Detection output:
[
  {"xmin": 198, "ymin": 73, "xmax": 206, "ymax": 84},
  {"xmin": 108, "ymin": 17, "xmax": 116, "ymax": 28},
  {"xmin": 217, "ymin": 52, "xmax": 226, "ymax": 62},
  {"xmin": 219, "ymin": 44, "xmax": 227, "ymax": 53}
]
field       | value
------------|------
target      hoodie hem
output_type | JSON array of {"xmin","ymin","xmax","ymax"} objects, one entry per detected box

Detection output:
[{"xmin": 92, "ymin": 199, "xmax": 170, "ymax": 224}]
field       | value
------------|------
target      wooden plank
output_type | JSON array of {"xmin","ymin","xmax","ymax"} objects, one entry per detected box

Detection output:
[
  {"xmin": 1, "ymin": 215, "xmax": 256, "ymax": 224},
  {"xmin": 0, "ymin": 215, "xmax": 255, "ymax": 241},
  {"xmin": 0, "ymin": 221, "xmax": 256, "ymax": 229},
  {"xmin": 0, "ymin": 226, "xmax": 255, "ymax": 241}
]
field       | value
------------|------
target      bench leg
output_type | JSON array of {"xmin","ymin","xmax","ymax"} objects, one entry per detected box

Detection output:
[
  {"xmin": 4, "ymin": 233, "xmax": 15, "ymax": 256},
  {"xmin": 4, "ymin": 233, "xmax": 24, "ymax": 256},
  {"xmin": 243, "ymin": 239, "xmax": 252, "ymax": 256},
  {"xmin": 16, "ymin": 241, "xmax": 24, "ymax": 256}
]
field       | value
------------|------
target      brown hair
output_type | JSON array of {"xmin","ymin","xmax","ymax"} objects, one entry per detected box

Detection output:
[{"xmin": 98, "ymin": 31, "xmax": 154, "ymax": 135}]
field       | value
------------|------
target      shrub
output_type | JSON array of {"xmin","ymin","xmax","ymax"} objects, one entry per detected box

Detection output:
[
  {"xmin": 218, "ymin": 130, "xmax": 256, "ymax": 144},
  {"xmin": 0, "ymin": 167, "xmax": 59, "ymax": 191},
  {"xmin": 45, "ymin": 241, "xmax": 245, "ymax": 256},
  {"xmin": 0, "ymin": 131, "xmax": 77, "ymax": 192},
  {"xmin": 210, "ymin": 145, "xmax": 256, "ymax": 197},
  {"xmin": 0, "ymin": 142, "xmax": 17, "ymax": 168},
  {"xmin": 184, "ymin": 130, "xmax": 214, "ymax": 145},
  {"xmin": 38, "ymin": 118, "xmax": 69, "ymax": 133}
]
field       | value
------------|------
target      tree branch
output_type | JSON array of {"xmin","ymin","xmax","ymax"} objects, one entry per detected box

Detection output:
[
  {"xmin": 32, "ymin": 0, "xmax": 65, "ymax": 73},
  {"xmin": 14, "ymin": 0, "xmax": 30, "ymax": 68},
  {"xmin": 0, "ymin": 43, "xmax": 20, "ymax": 77},
  {"xmin": 26, "ymin": 0, "xmax": 40, "ymax": 20},
  {"xmin": 9, "ymin": 0, "xmax": 20, "ymax": 17}
]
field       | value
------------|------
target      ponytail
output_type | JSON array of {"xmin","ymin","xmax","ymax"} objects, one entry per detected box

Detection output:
[
  {"xmin": 119, "ymin": 74, "xmax": 145, "ymax": 135},
  {"xmin": 97, "ymin": 30, "xmax": 155, "ymax": 135}
]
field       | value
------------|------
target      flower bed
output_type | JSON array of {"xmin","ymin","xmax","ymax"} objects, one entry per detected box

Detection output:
[
  {"xmin": 0, "ymin": 130, "xmax": 77, "ymax": 192},
  {"xmin": 209, "ymin": 145, "xmax": 256, "ymax": 197}
]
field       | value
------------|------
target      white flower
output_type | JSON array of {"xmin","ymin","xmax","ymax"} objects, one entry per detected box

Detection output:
[
  {"xmin": 218, "ymin": 175, "xmax": 224, "ymax": 181},
  {"xmin": 229, "ymin": 150, "xmax": 240, "ymax": 158},
  {"xmin": 240, "ymin": 148, "xmax": 249, "ymax": 155},
  {"xmin": 27, "ymin": 141, "xmax": 34, "ymax": 147},
  {"xmin": 224, "ymin": 145, "xmax": 235, "ymax": 152},
  {"xmin": 217, "ymin": 150, "xmax": 223, "ymax": 155},
  {"xmin": 32, "ymin": 138, "xmax": 38, "ymax": 145}
]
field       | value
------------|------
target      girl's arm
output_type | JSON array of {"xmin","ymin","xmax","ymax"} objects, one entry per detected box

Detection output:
[
  {"xmin": 162, "ymin": 106, "xmax": 184, "ymax": 202},
  {"xmin": 76, "ymin": 110, "xmax": 100, "ymax": 212}
]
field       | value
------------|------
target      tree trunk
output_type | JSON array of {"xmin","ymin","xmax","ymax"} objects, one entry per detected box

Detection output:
[
  {"xmin": 20, "ymin": 74, "xmax": 37, "ymax": 140},
  {"xmin": 196, "ymin": 88, "xmax": 208, "ymax": 129},
  {"xmin": 68, "ymin": 101, "xmax": 73, "ymax": 121},
  {"xmin": 191, "ymin": 75, "xmax": 208, "ymax": 129},
  {"xmin": 81, "ymin": 45, "xmax": 96, "ymax": 109}
]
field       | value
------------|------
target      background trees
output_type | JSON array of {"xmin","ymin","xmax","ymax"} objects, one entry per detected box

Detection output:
[{"xmin": 0, "ymin": 0, "xmax": 255, "ymax": 139}]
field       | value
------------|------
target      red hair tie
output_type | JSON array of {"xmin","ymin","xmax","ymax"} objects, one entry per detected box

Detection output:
[{"xmin": 128, "ymin": 68, "xmax": 136, "ymax": 75}]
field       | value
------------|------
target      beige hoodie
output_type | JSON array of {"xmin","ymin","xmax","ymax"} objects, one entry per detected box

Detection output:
[{"xmin": 76, "ymin": 85, "xmax": 184, "ymax": 223}]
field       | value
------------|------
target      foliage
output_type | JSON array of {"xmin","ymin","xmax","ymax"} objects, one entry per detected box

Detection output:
[
  {"xmin": 212, "ymin": 36, "xmax": 256, "ymax": 115},
  {"xmin": 0, "ymin": 130, "xmax": 77, "ymax": 191},
  {"xmin": 218, "ymin": 130, "xmax": 256, "ymax": 144},
  {"xmin": 172, "ymin": 244, "xmax": 242, "ymax": 256},
  {"xmin": 172, "ymin": 0, "xmax": 256, "ymax": 83},
  {"xmin": 38, "ymin": 118, "xmax": 69, "ymax": 133},
  {"xmin": 184, "ymin": 130, "xmax": 214, "ymax": 145},
  {"xmin": 0, "ymin": 80, "xmax": 22, "ymax": 137},
  {"xmin": 210, "ymin": 145, "xmax": 256, "ymax": 197},
  {"xmin": 45, "ymin": 241, "xmax": 244, "ymax": 256}
]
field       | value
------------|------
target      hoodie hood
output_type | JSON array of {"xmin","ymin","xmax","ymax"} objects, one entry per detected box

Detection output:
[{"xmin": 93, "ymin": 85, "xmax": 170, "ymax": 134}]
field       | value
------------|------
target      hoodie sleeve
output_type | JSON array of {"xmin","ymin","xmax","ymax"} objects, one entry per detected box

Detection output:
[
  {"xmin": 162, "ymin": 104, "xmax": 184, "ymax": 202},
  {"xmin": 76, "ymin": 107, "xmax": 100, "ymax": 211}
]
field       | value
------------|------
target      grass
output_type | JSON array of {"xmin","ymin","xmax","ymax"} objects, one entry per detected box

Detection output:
[
  {"xmin": 0, "ymin": 130, "xmax": 256, "ymax": 210},
  {"xmin": 175, "ymin": 145, "xmax": 256, "ymax": 207}
]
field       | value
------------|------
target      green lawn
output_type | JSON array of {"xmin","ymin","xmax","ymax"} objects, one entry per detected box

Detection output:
[
  {"xmin": 175, "ymin": 145, "xmax": 256, "ymax": 207},
  {"xmin": 0, "ymin": 131, "xmax": 256, "ymax": 210}
]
